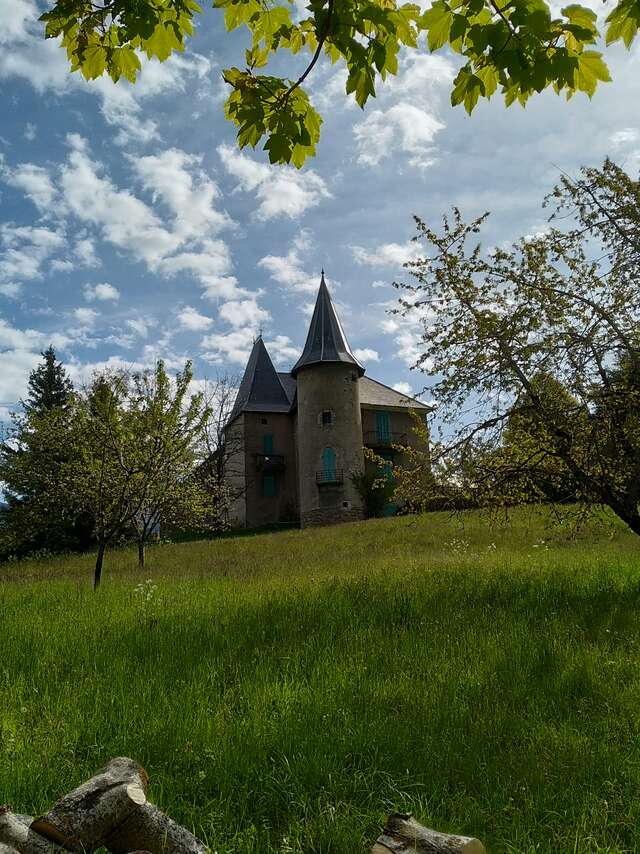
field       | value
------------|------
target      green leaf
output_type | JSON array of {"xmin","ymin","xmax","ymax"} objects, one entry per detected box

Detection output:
[
  {"xmin": 574, "ymin": 50, "xmax": 611, "ymax": 96},
  {"xmin": 111, "ymin": 47, "xmax": 142, "ymax": 83},
  {"xmin": 420, "ymin": 1, "xmax": 454, "ymax": 50},
  {"xmin": 606, "ymin": 0, "xmax": 640, "ymax": 46},
  {"xmin": 80, "ymin": 44, "xmax": 107, "ymax": 80},
  {"xmin": 562, "ymin": 4, "xmax": 597, "ymax": 32},
  {"xmin": 451, "ymin": 65, "xmax": 483, "ymax": 113}
]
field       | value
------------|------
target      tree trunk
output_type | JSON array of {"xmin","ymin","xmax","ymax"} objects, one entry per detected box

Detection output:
[
  {"xmin": 372, "ymin": 813, "xmax": 485, "ymax": 854},
  {"xmin": 0, "ymin": 809, "xmax": 55, "ymax": 854},
  {"xmin": 138, "ymin": 540, "xmax": 145, "ymax": 569},
  {"xmin": 104, "ymin": 803, "xmax": 206, "ymax": 854},
  {"xmin": 31, "ymin": 758, "xmax": 148, "ymax": 853},
  {"xmin": 94, "ymin": 542, "xmax": 106, "ymax": 590}
]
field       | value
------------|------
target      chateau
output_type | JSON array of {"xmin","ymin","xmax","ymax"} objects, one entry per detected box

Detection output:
[{"xmin": 224, "ymin": 274, "xmax": 430, "ymax": 528}]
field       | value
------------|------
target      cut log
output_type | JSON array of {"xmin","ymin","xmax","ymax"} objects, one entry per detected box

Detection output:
[
  {"xmin": 0, "ymin": 808, "xmax": 56, "ymax": 854},
  {"xmin": 373, "ymin": 813, "xmax": 485, "ymax": 854},
  {"xmin": 104, "ymin": 803, "xmax": 207, "ymax": 854},
  {"xmin": 30, "ymin": 758, "xmax": 148, "ymax": 853}
]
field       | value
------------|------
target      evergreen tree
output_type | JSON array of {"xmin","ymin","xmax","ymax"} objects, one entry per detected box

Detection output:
[
  {"xmin": 0, "ymin": 348, "xmax": 87, "ymax": 559},
  {"xmin": 23, "ymin": 346, "xmax": 73, "ymax": 416}
]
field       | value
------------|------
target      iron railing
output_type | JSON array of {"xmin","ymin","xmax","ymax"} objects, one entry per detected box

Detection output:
[
  {"xmin": 363, "ymin": 430, "xmax": 407, "ymax": 447},
  {"xmin": 316, "ymin": 468, "xmax": 344, "ymax": 484}
]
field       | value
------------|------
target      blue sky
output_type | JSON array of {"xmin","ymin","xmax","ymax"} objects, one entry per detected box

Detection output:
[{"xmin": 1, "ymin": 0, "xmax": 639, "ymax": 417}]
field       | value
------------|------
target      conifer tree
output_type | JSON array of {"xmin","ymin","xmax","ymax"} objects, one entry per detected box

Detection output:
[{"xmin": 23, "ymin": 346, "xmax": 73, "ymax": 416}]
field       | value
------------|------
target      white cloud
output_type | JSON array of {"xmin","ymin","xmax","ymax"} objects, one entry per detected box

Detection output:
[
  {"xmin": 177, "ymin": 305, "xmax": 213, "ymax": 331},
  {"xmin": 0, "ymin": 224, "xmax": 65, "ymax": 282},
  {"xmin": 0, "ymin": 282, "xmax": 21, "ymax": 298},
  {"xmin": 84, "ymin": 282, "xmax": 120, "ymax": 302},
  {"xmin": 353, "ymin": 347, "xmax": 379, "ymax": 363},
  {"xmin": 73, "ymin": 307, "xmax": 98, "ymax": 328},
  {"xmin": 56, "ymin": 136, "xmax": 240, "ymax": 301},
  {"xmin": 60, "ymin": 134, "xmax": 177, "ymax": 266},
  {"xmin": 3, "ymin": 162, "xmax": 57, "ymax": 211},
  {"xmin": 218, "ymin": 145, "xmax": 331, "ymax": 220},
  {"xmin": 0, "ymin": 1, "xmax": 213, "ymax": 149},
  {"xmin": 377, "ymin": 298, "xmax": 434, "ymax": 369},
  {"xmin": 0, "ymin": 317, "xmax": 68, "ymax": 351},
  {"xmin": 219, "ymin": 299, "xmax": 270, "ymax": 329},
  {"xmin": 126, "ymin": 318, "xmax": 150, "ymax": 338},
  {"xmin": 610, "ymin": 128, "xmax": 640, "ymax": 146},
  {"xmin": 75, "ymin": 237, "xmax": 101, "ymax": 268},
  {"xmin": 201, "ymin": 327, "xmax": 255, "ymax": 365},
  {"xmin": 354, "ymin": 103, "xmax": 444, "ymax": 169},
  {"xmin": 265, "ymin": 335, "xmax": 299, "ymax": 365},
  {"xmin": 24, "ymin": 122, "xmax": 36, "ymax": 141},
  {"xmin": 133, "ymin": 148, "xmax": 231, "ymax": 240},
  {"xmin": 353, "ymin": 53, "xmax": 453, "ymax": 170},
  {"xmin": 392, "ymin": 381, "xmax": 413, "ymax": 397},
  {"xmin": 50, "ymin": 259, "xmax": 74, "ymax": 273},
  {"xmin": 258, "ymin": 230, "xmax": 319, "ymax": 293},
  {"xmin": 351, "ymin": 239, "xmax": 422, "ymax": 269}
]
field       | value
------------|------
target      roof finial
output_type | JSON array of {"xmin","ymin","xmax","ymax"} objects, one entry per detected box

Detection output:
[{"xmin": 320, "ymin": 267, "xmax": 325, "ymax": 283}]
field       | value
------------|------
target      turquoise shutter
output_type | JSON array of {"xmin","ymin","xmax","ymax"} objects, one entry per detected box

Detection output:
[
  {"xmin": 376, "ymin": 411, "xmax": 390, "ymax": 443},
  {"xmin": 322, "ymin": 447, "xmax": 336, "ymax": 479},
  {"xmin": 262, "ymin": 475, "xmax": 277, "ymax": 497}
]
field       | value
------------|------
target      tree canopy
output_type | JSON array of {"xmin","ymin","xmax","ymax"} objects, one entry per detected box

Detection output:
[
  {"xmin": 395, "ymin": 158, "xmax": 640, "ymax": 535},
  {"xmin": 40, "ymin": 0, "xmax": 633, "ymax": 166}
]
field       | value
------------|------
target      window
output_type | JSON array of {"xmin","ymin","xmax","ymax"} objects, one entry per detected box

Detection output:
[
  {"xmin": 322, "ymin": 410, "xmax": 333, "ymax": 426},
  {"xmin": 261, "ymin": 417, "xmax": 268, "ymax": 425},
  {"xmin": 263, "ymin": 434, "xmax": 274, "ymax": 454},
  {"xmin": 262, "ymin": 475, "xmax": 277, "ymax": 497}
]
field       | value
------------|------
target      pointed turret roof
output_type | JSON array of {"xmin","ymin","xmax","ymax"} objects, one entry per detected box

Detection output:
[
  {"xmin": 291, "ymin": 273, "xmax": 365, "ymax": 377},
  {"xmin": 229, "ymin": 336, "xmax": 291, "ymax": 421}
]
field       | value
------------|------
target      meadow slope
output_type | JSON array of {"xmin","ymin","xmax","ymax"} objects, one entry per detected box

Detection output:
[{"xmin": 2, "ymin": 507, "xmax": 640, "ymax": 853}]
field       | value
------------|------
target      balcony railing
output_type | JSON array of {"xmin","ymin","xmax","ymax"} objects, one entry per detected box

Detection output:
[
  {"xmin": 363, "ymin": 430, "xmax": 407, "ymax": 448},
  {"xmin": 316, "ymin": 468, "xmax": 344, "ymax": 484},
  {"xmin": 255, "ymin": 453, "xmax": 286, "ymax": 472}
]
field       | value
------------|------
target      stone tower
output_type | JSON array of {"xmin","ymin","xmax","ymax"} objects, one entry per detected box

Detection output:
[{"xmin": 291, "ymin": 274, "xmax": 366, "ymax": 526}]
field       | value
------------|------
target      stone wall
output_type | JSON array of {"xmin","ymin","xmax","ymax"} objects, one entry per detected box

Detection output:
[{"xmin": 301, "ymin": 506, "xmax": 365, "ymax": 527}]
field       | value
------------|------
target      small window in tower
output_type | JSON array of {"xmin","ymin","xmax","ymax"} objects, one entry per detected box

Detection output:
[
  {"xmin": 322, "ymin": 410, "xmax": 333, "ymax": 426},
  {"xmin": 261, "ymin": 417, "xmax": 268, "ymax": 425},
  {"xmin": 263, "ymin": 434, "xmax": 274, "ymax": 454}
]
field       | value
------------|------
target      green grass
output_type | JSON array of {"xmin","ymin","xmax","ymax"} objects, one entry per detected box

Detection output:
[{"xmin": 2, "ymin": 507, "xmax": 640, "ymax": 853}]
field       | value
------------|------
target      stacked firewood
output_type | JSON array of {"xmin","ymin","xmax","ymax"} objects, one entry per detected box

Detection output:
[{"xmin": 0, "ymin": 758, "xmax": 485, "ymax": 854}]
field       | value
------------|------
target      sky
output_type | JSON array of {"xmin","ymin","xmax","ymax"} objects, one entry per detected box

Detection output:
[{"xmin": 1, "ymin": 0, "xmax": 640, "ymax": 419}]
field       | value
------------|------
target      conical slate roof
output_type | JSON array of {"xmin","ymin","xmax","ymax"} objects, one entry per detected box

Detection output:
[
  {"xmin": 229, "ymin": 336, "xmax": 291, "ymax": 421},
  {"xmin": 291, "ymin": 273, "xmax": 365, "ymax": 378}
]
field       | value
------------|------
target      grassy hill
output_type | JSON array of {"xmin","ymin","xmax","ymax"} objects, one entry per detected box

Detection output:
[{"xmin": 2, "ymin": 507, "xmax": 640, "ymax": 853}]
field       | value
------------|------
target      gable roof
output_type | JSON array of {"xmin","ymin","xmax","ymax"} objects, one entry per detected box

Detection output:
[
  {"xmin": 291, "ymin": 273, "xmax": 365, "ymax": 378},
  {"xmin": 229, "ymin": 337, "xmax": 291, "ymax": 421},
  {"xmin": 359, "ymin": 376, "xmax": 432, "ymax": 410}
]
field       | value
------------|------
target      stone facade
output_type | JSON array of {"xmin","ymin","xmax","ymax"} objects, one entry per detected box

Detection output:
[{"xmin": 223, "ymin": 274, "xmax": 431, "ymax": 530}]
